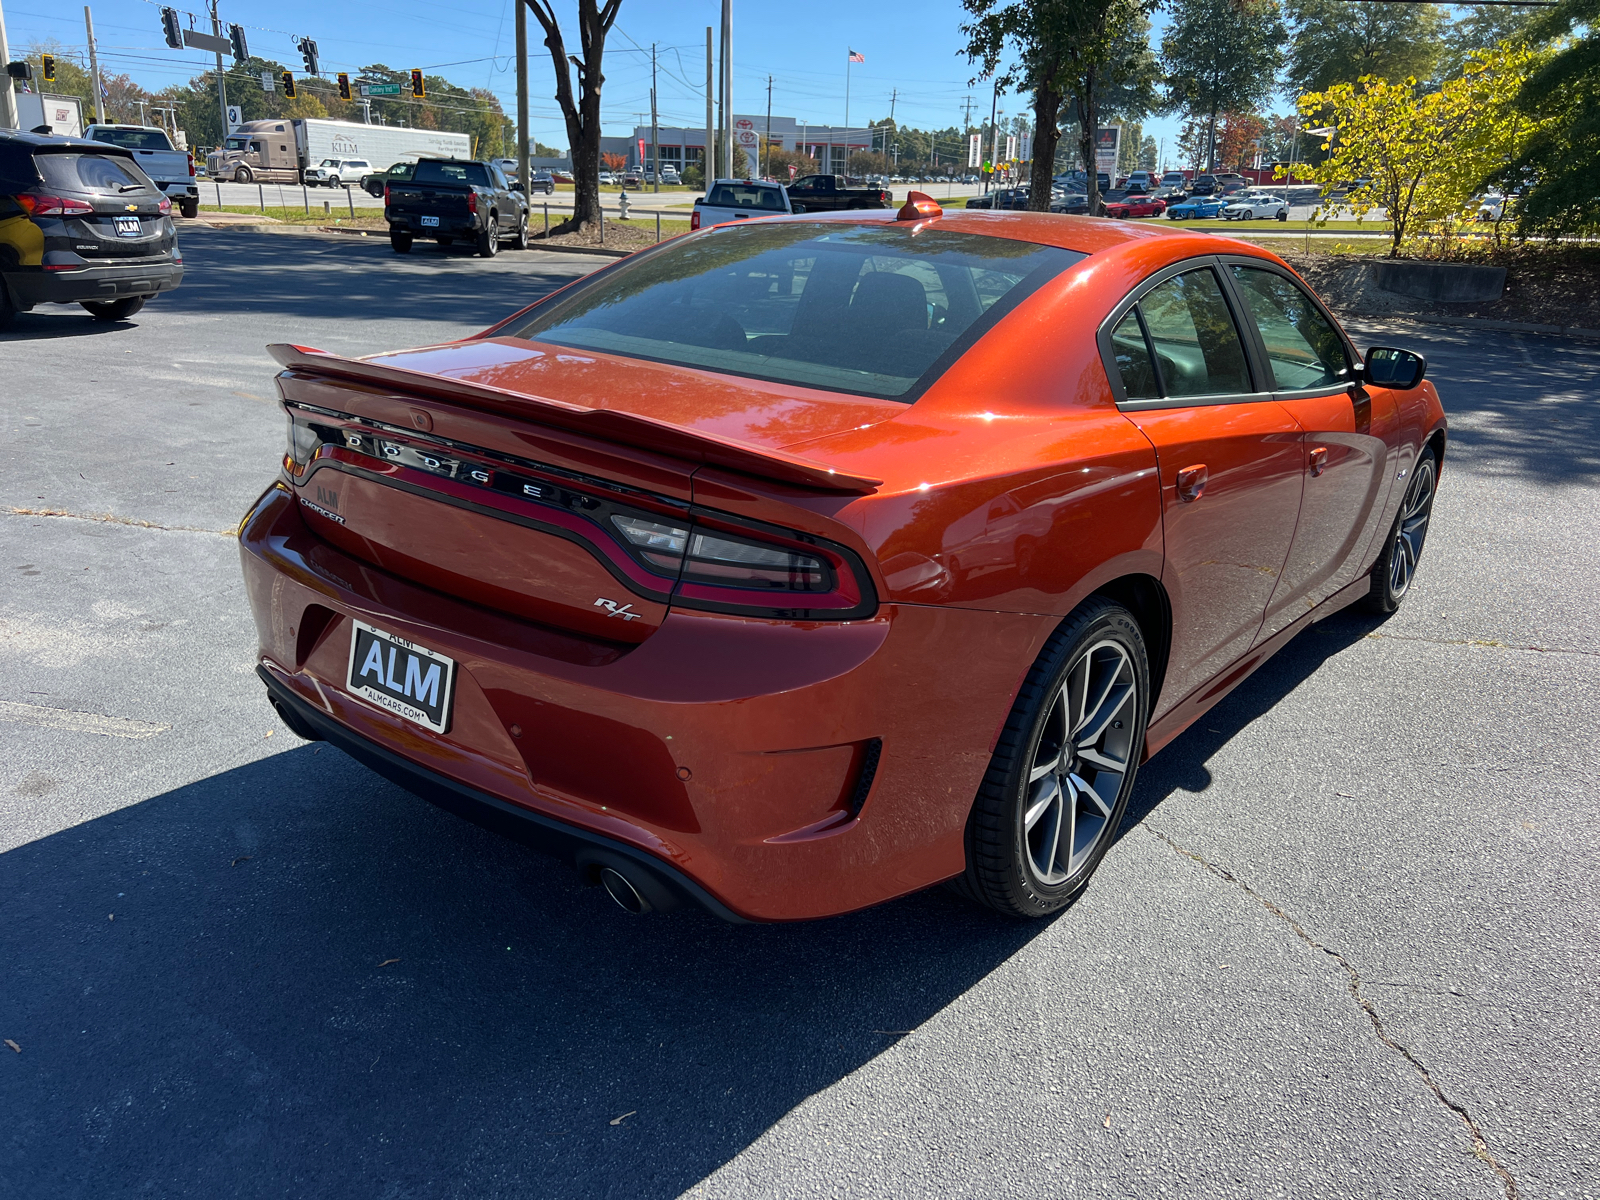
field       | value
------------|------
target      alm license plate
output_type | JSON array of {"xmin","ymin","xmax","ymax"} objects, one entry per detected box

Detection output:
[
  {"xmin": 420, "ymin": 215, "xmax": 440, "ymax": 227},
  {"xmin": 346, "ymin": 620, "xmax": 456, "ymax": 734},
  {"xmin": 114, "ymin": 216, "xmax": 142, "ymax": 237}
]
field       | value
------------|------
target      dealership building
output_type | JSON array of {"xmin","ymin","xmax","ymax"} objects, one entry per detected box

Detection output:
[{"xmin": 599, "ymin": 114, "xmax": 874, "ymax": 174}]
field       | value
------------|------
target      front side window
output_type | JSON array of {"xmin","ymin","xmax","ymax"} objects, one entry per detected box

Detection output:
[
  {"xmin": 508, "ymin": 223, "xmax": 1082, "ymax": 401},
  {"xmin": 1134, "ymin": 268, "xmax": 1252, "ymax": 398},
  {"xmin": 1228, "ymin": 266, "xmax": 1350, "ymax": 390}
]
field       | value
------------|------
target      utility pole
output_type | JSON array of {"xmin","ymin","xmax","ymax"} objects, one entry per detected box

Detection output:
[
  {"xmin": 207, "ymin": 0, "xmax": 226, "ymax": 143},
  {"xmin": 516, "ymin": 0, "xmax": 529, "ymax": 194},
  {"xmin": 704, "ymin": 26, "xmax": 714, "ymax": 185},
  {"xmin": 84, "ymin": 6, "xmax": 106, "ymax": 123},
  {"xmin": 962, "ymin": 94, "xmax": 973, "ymax": 135},
  {"xmin": 889, "ymin": 88, "xmax": 896, "ymax": 125},
  {"xmin": 650, "ymin": 42, "xmax": 658, "ymax": 193},
  {"xmin": 718, "ymin": 0, "xmax": 732, "ymax": 179},
  {"xmin": 763, "ymin": 74, "xmax": 771, "ymax": 179},
  {"xmin": 0, "ymin": 0, "xmax": 18, "ymax": 132}
]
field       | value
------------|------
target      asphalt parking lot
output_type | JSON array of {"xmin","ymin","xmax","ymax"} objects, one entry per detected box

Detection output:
[{"xmin": 2, "ymin": 226, "xmax": 1596, "ymax": 1200}]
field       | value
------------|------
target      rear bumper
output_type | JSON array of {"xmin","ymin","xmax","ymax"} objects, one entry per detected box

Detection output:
[
  {"xmin": 239, "ymin": 483, "xmax": 1050, "ymax": 921},
  {"xmin": 387, "ymin": 211, "xmax": 481, "ymax": 237},
  {"xmin": 5, "ymin": 259, "xmax": 182, "ymax": 307}
]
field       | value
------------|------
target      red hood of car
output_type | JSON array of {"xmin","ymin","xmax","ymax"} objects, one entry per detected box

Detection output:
[{"xmin": 360, "ymin": 336, "xmax": 903, "ymax": 454}]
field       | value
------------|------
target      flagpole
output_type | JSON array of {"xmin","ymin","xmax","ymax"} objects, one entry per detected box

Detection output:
[{"xmin": 843, "ymin": 52, "xmax": 850, "ymax": 175}]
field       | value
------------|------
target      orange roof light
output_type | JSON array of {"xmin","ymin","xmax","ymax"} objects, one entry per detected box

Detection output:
[{"xmin": 897, "ymin": 191, "xmax": 942, "ymax": 221}]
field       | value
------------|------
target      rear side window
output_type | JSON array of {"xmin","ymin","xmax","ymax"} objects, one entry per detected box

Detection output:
[
  {"xmin": 1128, "ymin": 269, "xmax": 1252, "ymax": 399},
  {"xmin": 89, "ymin": 129, "xmax": 172, "ymax": 150},
  {"xmin": 706, "ymin": 183, "xmax": 786, "ymax": 211},
  {"xmin": 1228, "ymin": 266, "xmax": 1350, "ymax": 390},
  {"xmin": 35, "ymin": 153, "xmax": 153, "ymax": 194},
  {"xmin": 413, "ymin": 161, "xmax": 489, "ymax": 187},
  {"xmin": 508, "ymin": 223, "xmax": 1082, "ymax": 401}
]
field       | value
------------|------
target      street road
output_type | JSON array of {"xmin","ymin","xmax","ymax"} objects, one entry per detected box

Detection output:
[{"xmin": 2, "ymin": 227, "xmax": 1595, "ymax": 1200}]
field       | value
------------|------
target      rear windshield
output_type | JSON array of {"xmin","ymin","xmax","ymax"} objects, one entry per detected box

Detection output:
[
  {"xmin": 705, "ymin": 183, "xmax": 786, "ymax": 212},
  {"xmin": 90, "ymin": 129, "xmax": 172, "ymax": 150},
  {"xmin": 35, "ymin": 152, "xmax": 154, "ymax": 194},
  {"xmin": 507, "ymin": 222, "xmax": 1083, "ymax": 401},
  {"xmin": 413, "ymin": 160, "xmax": 488, "ymax": 187}
]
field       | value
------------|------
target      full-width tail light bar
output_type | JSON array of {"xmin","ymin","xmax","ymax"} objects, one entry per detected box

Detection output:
[{"xmin": 281, "ymin": 407, "xmax": 877, "ymax": 621}]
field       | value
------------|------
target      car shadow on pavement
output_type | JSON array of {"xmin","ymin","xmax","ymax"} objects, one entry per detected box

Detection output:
[
  {"xmin": 0, "ymin": 743, "xmax": 1045, "ymax": 1199},
  {"xmin": 0, "ymin": 312, "xmax": 137, "ymax": 341},
  {"xmin": 1122, "ymin": 605, "xmax": 1389, "ymax": 829}
]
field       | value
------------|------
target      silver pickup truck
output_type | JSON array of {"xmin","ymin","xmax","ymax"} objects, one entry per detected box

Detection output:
[
  {"xmin": 84, "ymin": 125, "xmax": 198, "ymax": 218},
  {"xmin": 689, "ymin": 178, "xmax": 793, "ymax": 231}
]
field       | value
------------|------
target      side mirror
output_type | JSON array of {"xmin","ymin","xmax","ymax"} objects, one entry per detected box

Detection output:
[
  {"xmin": 509, "ymin": 181, "xmax": 525, "ymax": 192},
  {"xmin": 790, "ymin": 202, "xmax": 806, "ymax": 214},
  {"xmin": 1362, "ymin": 346, "xmax": 1427, "ymax": 389}
]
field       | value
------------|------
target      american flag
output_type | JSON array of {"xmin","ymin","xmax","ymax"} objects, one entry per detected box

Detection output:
[{"xmin": 848, "ymin": 49, "xmax": 864, "ymax": 63}]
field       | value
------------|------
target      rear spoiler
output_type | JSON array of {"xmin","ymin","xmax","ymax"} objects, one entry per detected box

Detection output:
[{"xmin": 267, "ymin": 343, "xmax": 882, "ymax": 495}]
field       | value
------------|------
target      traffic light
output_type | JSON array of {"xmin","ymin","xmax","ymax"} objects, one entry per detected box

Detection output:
[
  {"xmin": 410, "ymin": 69, "xmax": 425, "ymax": 99},
  {"xmin": 5, "ymin": 61, "xmax": 32, "ymax": 82},
  {"xmin": 281, "ymin": 71, "xmax": 296, "ymax": 99},
  {"xmin": 299, "ymin": 38, "xmax": 319, "ymax": 77},
  {"xmin": 229, "ymin": 24, "xmax": 248, "ymax": 63},
  {"xmin": 160, "ymin": 7, "xmax": 183, "ymax": 50},
  {"xmin": 337, "ymin": 73, "xmax": 351, "ymax": 100},
  {"xmin": 41, "ymin": 54, "xmax": 55, "ymax": 83}
]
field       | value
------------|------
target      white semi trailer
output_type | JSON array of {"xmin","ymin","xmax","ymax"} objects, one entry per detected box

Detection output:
[{"xmin": 206, "ymin": 119, "xmax": 472, "ymax": 184}]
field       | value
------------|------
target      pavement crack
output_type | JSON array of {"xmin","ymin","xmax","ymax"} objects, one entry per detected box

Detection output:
[
  {"xmin": 1363, "ymin": 630, "xmax": 1599, "ymax": 660},
  {"xmin": 4, "ymin": 506, "xmax": 235, "ymax": 536},
  {"xmin": 1148, "ymin": 826, "xmax": 1519, "ymax": 1200}
]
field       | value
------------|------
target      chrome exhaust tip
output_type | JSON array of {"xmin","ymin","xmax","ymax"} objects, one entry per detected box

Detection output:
[{"xmin": 599, "ymin": 866, "xmax": 652, "ymax": 914}]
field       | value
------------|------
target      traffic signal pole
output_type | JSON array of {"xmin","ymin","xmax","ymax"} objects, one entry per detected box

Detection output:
[
  {"xmin": 0, "ymin": 0, "xmax": 18, "ymax": 131},
  {"xmin": 84, "ymin": 6, "xmax": 106, "ymax": 122},
  {"xmin": 208, "ymin": 0, "xmax": 227, "ymax": 140},
  {"xmin": 515, "ymin": 0, "xmax": 529, "ymax": 195}
]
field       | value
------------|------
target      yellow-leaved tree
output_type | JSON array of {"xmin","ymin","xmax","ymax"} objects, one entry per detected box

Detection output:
[{"xmin": 1287, "ymin": 44, "xmax": 1548, "ymax": 256}]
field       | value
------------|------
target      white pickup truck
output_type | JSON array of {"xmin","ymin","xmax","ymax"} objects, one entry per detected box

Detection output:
[
  {"xmin": 689, "ymin": 178, "xmax": 794, "ymax": 231},
  {"xmin": 84, "ymin": 125, "xmax": 199, "ymax": 218}
]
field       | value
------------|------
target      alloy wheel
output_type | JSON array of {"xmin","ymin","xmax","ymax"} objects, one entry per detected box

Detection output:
[
  {"xmin": 1022, "ymin": 639, "xmax": 1137, "ymax": 885},
  {"xmin": 1388, "ymin": 455, "xmax": 1436, "ymax": 599}
]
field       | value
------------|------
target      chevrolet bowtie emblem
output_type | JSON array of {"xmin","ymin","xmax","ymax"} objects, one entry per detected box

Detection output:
[{"xmin": 125, "ymin": 204, "xmax": 138, "ymax": 211}]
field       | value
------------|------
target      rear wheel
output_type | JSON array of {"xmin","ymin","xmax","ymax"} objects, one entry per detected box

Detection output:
[
  {"xmin": 0, "ymin": 281, "xmax": 16, "ymax": 328},
  {"xmin": 1365, "ymin": 445, "xmax": 1437, "ymax": 613},
  {"xmin": 82, "ymin": 297, "xmax": 145, "ymax": 322},
  {"xmin": 178, "ymin": 197, "xmax": 199, "ymax": 219},
  {"xmin": 477, "ymin": 216, "xmax": 499, "ymax": 257},
  {"xmin": 954, "ymin": 598, "xmax": 1149, "ymax": 918},
  {"xmin": 390, "ymin": 231, "xmax": 413, "ymax": 253},
  {"xmin": 1277, "ymin": 209, "xmax": 1289, "ymax": 221},
  {"xmin": 509, "ymin": 211, "xmax": 529, "ymax": 249}
]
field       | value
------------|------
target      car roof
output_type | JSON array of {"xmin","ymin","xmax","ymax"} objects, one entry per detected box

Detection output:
[{"xmin": 0, "ymin": 128, "xmax": 133, "ymax": 156}]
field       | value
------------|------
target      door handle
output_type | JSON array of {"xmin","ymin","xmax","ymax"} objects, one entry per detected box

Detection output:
[
  {"xmin": 1176, "ymin": 464, "xmax": 1208, "ymax": 503},
  {"xmin": 1309, "ymin": 447, "xmax": 1328, "ymax": 477}
]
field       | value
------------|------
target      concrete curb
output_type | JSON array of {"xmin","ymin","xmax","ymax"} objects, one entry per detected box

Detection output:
[
  {"xmin": 179, "ymin": 220, "xmax": 631, "ymax": 257},
  {"xmin": 1338, "ymin": 311, "xmax": 1600, "ymax": 341}
]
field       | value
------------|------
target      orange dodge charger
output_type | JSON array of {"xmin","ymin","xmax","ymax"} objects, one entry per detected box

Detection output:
[{"xmin": 240, "ymin": 194, "xmax": 1445, "ymax": 922}]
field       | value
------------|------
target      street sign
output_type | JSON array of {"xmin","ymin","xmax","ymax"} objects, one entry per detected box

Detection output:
[
  {"xmin": 261, "ymin": 71, "xmax": 275, "ymax": 93},
  {"xmin": 226, "ymin": 105, "xmax": 242, "ymax": 131},
  {"xmin": 182, "ymin": 28, "xmax": 232, "ymax": 55},
  {"xmin": 363, "ymin": 82, "xmax": 402, "ymax": 96}
]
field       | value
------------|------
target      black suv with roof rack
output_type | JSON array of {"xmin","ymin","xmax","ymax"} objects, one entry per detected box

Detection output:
[{"xmin": 0, "ymin": 129, "xmax": 182, "ymax": 327}]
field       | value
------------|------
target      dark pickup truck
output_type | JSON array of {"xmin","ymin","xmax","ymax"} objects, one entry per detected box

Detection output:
[
  {"xmin": 385, "ymin": 158, "xmax": 530, "ymax": 257},
  {"xmin": 784, "ymin": 174, "xmax": 892, "ymax": 212}
]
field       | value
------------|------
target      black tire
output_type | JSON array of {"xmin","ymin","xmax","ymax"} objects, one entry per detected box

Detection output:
[
  {"xmin": 1277, "ymin": 210, "xmax": 1289, "ymax": 221},
  {"xmin": 390, "ymin": 231, "xmax": 413, "ymax": 253},
  {"xmin": 1365, "ymin": 445, "xmax": 1437, "ymax": 614},
  {"xmin": 178, "ymin": 197, "xmax": 199, "ymax": 219},
  {"xmin": 954, "ymin": 598, "xmax": 1150, "ymax": 918},
  {"xmin": 477, "ymin": 216, "xmax": 499, "ymax": 258},
  {"xmin": 509, "ymin": 211, "xmax": 529, "ymax": 250},
  {"xmin": 233, "ymin": 166, "xmax": 253, "ymax": 184},
  {"xmin": 0, "ymin": 281, "xmax": 16, "ymax": 329},
  {"xmin": 82, "ymin": 297, "xmax": 146, "ymax": 322}
]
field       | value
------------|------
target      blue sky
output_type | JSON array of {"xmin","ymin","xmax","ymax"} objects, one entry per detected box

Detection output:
[{"xmin": 7, "ymin": 0, "xmax": 1193, "ymax": 157}]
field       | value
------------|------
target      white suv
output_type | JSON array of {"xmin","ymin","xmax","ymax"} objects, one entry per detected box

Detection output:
[{"xmin": 304, "ymin": 158, "xmax": 372, "ymax": 188}]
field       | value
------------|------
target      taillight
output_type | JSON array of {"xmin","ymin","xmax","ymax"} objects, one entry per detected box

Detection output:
[
  {"xmin": 157, "ymin": 195, "xmax": 172, "ymax": 215},
  {"xmin": 690, "ymin": 209, "xmax": 701, "ymax": 231},
  {"xmin": 467, "ymin": 191, "xmax": 478, "ymax": 214},
  {"xmin": 383, "ymin": 183, "xmax": 390, "ymax": 203},
  {"xmin": 16, "ymin": 192, "xmax": 94, "ymax": 216},
  {"xmin": 187, "ymin": 152, "xmax": 196, "ymax": 177},
  {"xmin": 610, "ymin": 512, "xmax": 874, "ymax": 618}
]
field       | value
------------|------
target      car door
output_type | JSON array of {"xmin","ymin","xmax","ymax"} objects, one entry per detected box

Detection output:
[
  {"xmin": 1099, "ymin": 261, "xmax": 1305, "ymax": 717},
  {"xmin": 1224, "ymin": 260, "xmax": 1400, "ymax": 637}
]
